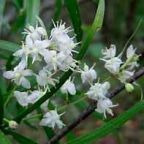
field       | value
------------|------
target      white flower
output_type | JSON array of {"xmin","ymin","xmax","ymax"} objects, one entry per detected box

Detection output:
[
  {"xmin": 14, "ymin": 39, "xmax": 51, "ymax": 63},
  {"xmin": 126, "ymin": 45, "xmax": 136, "ymax": 59},
  {"xmin": 86, "ymin": 82, "xmax": 110, "ymax": 100},
  {"xmin": 57, "ymin": 52, "xmax": 77, "ymax": 71},
  {"xmin": 24, "ymin": 25, "xmax": 47, "ymax": 41},
  {"xmin": 39, "ymin": 110, "xmax": 65, "ymax": 129},
  {"xmin": 36, "ymin": 69, "xmax": 57, "ymax": 88},
  {"xmin": 14, "ymin": 91, "xmax": 29, "ymax": 107},
  {"xmin": 102, "ymin": 44, "xmax": 116, "ymax": 59},
  {"xmin": 81, "ymin": 63, "xmax": 97, "ymax": 84},
  {"xmin": 51, "ymin": 21, "xmax": 76, "ymax": 55},
  {"xmin": 96, "ymin": 98, "xmax": 118, "ymax": 118},
  {"xmin": 51, "ymin": 22, "xmax": 70, "ymax": 41},
  {"xmin": 27, "ymin": 90, "xmax": 42, "ymax": 104},
  {"xmin": 103, "ymin": 57, "xmax": 122, "ymax": 74},
  {"xmin": 3, "ymin": 63, "xmax": 32, "ymax": 89},
  {"xmin": 14, "ymin": 90, "xmax": 43, "ymax": 107},
  {"xmin": 61, "ymin": 78, "xmax": 76, "ymax": 95},
  {"xmin": 118, "ymin": 70, "xmax": 134, "ymax": 83},
  {"xmin": 125, "ymin": 45, "xmax": 139, "ymax": 70},
  {"xmin": 44, "ymin": 50, "xmax": 58, "ymax": 70}
]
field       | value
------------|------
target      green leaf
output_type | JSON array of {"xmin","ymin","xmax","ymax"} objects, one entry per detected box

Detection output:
[
  {"xmin": 77, "ymin": 0, "xmax": 105, "ymax": 60},
  {"xmin": 6, "ymin": 130, "xmax": 38, "ymax": 144},
  {"xmin": 67, "ymin": 101, "xmax": 144, "ymax": 144},
  {"xmin": 25, "ymin": 0, "xmax": 40, "ymax": 26},
  {"xmin": 53, "ymin": 0, "xmax": 62, "ymax": 22},
  {"xmin": 0, "ymin": 40, "xmax": 20, "ymax": 53},
  {"xmin": 12, "ymin": 0, "xmax": 23, "ymax": 10},
  {"xmin": 64, "ymin": 0, "xmax": 83, "ymax": 42},
  {"xmin": 0, "ymin": 131, "xmax": 11, "ymax": 144},
  {"xmin": 0, "ymin": 0, "xmax": 5, "ymax": 31}
]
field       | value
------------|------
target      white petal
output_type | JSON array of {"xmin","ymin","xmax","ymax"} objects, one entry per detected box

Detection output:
[
  {"xmin": 27, "ymin": 90, "xmax": 42, "ymax": 104},
  {"xmin": 23, "ymin": 69, "xmax": 33, "ymax": 76},
  {"xmin": 67, "ymin": 82, "xmax": 76, "ymax": 95},
  {"xmin": 25, "ymin": 35, "xmax": 33, "ymax": 47},
  {"xmin": 3, "ymin": 71, "xmax": 14, "ymax": 79},
  {"xmin": 13, "ymin": 49, "xmax": 24, "ymax": 57},
  {"xmin": 19, "ymin": 77, "xmax": 31, "ymax": 89},
  {"xmin": 14, "ymin": 91, "xmax": 28, "ymax": 107},
  {"xmin": 126, "ymin": 45, "xmax": 136, "ymax": 58}
]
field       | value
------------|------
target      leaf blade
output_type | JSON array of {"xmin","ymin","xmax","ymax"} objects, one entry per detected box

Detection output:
[
  {"xmin": 0, "ymin": 40, "xmax": 20, "ymax": 53},
  {"xmin": 64, "ymin": 0, "xmax": 83, "ymax": 42},
  {"xmin": 25, "ymin": 0, "xmax": 40, "ymax": 26},
  {"xmin": 67, "ymin": 101, "xmax": 144, "ymax": 144},
  {"xmin": 0, "ymin": 131, "xmax": 11, "ymax": 144},
  {"xmin": 77, "ymin": 0, "xmax": 105, "ymax": 60}
]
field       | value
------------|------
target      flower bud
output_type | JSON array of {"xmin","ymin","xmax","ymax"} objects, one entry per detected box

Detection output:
[
  {"xmin": 125, "ymin": 83, "xmax": 134, "ymax": 93},
  {"xmin": 9, "ymin": 120, "xmax": 18, "ymax": 129}
]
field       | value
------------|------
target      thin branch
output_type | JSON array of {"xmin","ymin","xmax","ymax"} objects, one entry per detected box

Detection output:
[{"xmin": 48, "ymin": 67, "xmax": 144, "ymax": 144}]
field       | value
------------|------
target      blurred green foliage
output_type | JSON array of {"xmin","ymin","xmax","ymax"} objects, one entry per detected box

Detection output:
[{"xmin": 0, "ymin": 0, "xmax": 144, "ymax": 143}]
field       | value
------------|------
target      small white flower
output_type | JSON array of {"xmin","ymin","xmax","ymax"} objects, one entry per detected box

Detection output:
[
  {"xmin": 14, "ymin": 91, "xmax": 29, "ymax": 107},
  {"xmin": 14, "ymin": 90, "xmax": 42, "ymax": 107},
  {"xmin": 126, "ymin": 45, "xmax": 136, "ymax": 59},
  {"xmin": 51, "ymin": 21, "xmax": 76, "ymax": 55},
  {"xmin": 51, "ymin": 21, "xmax": 70, "ymax": 41},
  {"xmin": 39, "ymin": 110, "xmax": 65, "ymax": 129},
  {"xmin": 24, "ymin": 25, "xmax": 47, "ymax": 41},
  {"xmin": 3, "ymin": 63, "xmax": 32, "ymax": 89},
  {"xmin": 36, "ymin": 69, "xmax": 57, "ymax": 88},
  {"xmin": 102, "ymin": 44, "xmax": 116, "ymax": 59},
  {"xmin": 81, "ymin": 63, "xmax": 97, "ymax": 84},
  {"xmin": 61, "ymin": 78, "xmax": 76, "ymax": 95},
  {"xmin": 118, "ymin": 70, "xmax": 134, "ymax": 83},
  {"xmin": 86, "ymin": 82, "xmax": 110, "ymax": 100},
  {"xmin": 103, "ymin": 57, "xmax": 122, "ymax": 74},
  {"xmin": 96, "ymin": 98, "xmax": 118, "ymax": 118},
  {"xmin": 44, "ymin": 50, "xmax": 58, "ymax": 70},
  {"xmin": 14, "ymin": 39, "xmax": 51, "ymax": 63},
  {"xmin": 57, "ymin": 52, "xmax": 77, "ymax": 71},
  {"xmin": 27, "ymin": 90, "xmax": 42, "ymax": 104}
]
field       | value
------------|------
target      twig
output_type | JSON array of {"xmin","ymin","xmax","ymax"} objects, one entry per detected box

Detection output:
[{"xmin": 48, "ymin": 67, "xmax": 144, "ymax": 144}]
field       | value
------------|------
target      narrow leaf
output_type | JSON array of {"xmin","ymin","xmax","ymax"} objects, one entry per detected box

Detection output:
[
  {"xmin": 25, "ymin": 0, "xmax": 40, "ymax": 26},
  {"xmin": 0, "ymin": 40, "xmax": 20, "ymax": 53},
  {"xmin": 64, "ymin": 0, "xmax": 83, "ymax": 42},
  {"xmin": 67, "ymin": 101, "xmax": 144, "ymax": 144},
  {"xmin": 77, "ymin": 0, "xmax": 105, "ymax": 60},
  {"xmin": 0, "ymin": 131, "xmax": 11, "ymax": 144},
  {"xmin": 53, "ymin": 0, "xmax": 62, "ymax": 22}
]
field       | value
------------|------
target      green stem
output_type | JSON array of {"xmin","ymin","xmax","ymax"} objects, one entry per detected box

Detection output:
[{"xmin": 0, "ymin": 94, "xmax": 4, "ymax": 126}]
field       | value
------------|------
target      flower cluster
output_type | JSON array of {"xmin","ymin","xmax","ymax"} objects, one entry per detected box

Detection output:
[
  {"xmin": 85, "ymin": 76, "xmax": 117, "ymax": 118},
  {"xmin": 3, "ymin": 20, "xmax": 78, "ymax": 129},
  {"xmin": 4, "ymin": 20, "xmax": 139, "ymax": 129},
  {"xmin": 101, "ymin": 44, "xmax": 139, "ymax": 92}
]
